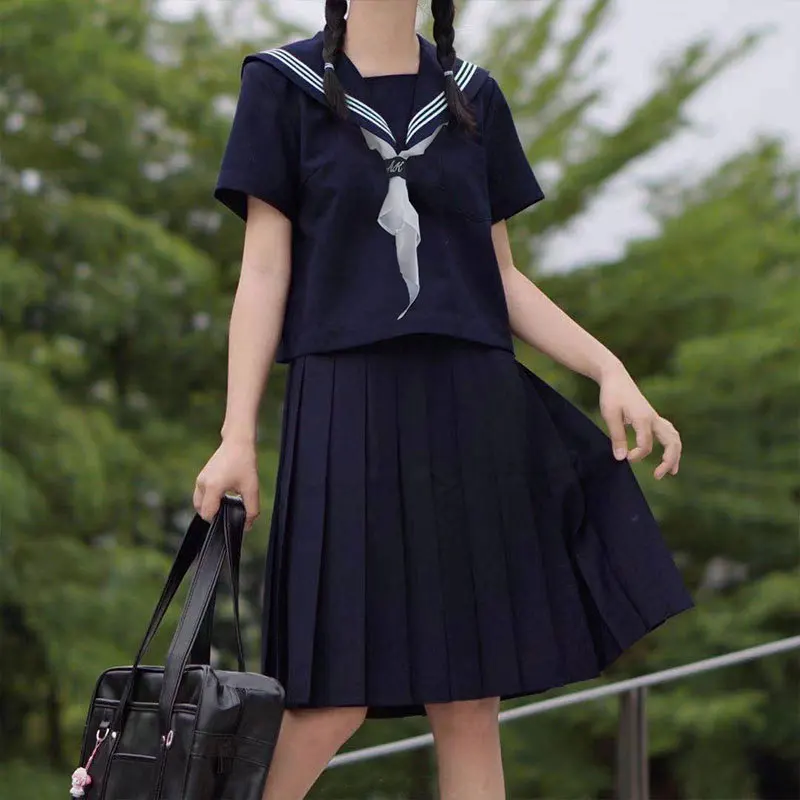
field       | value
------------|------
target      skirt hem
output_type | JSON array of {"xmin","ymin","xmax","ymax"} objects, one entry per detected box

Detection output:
[{"xmin": 278, "ymin": 596, "xmax": 696, "ymax": 719}]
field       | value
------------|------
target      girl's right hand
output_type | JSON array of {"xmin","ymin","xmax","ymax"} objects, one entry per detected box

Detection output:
[{"xmin": 193, "ymin": 439, "xmax": 260, "ymax": 531}]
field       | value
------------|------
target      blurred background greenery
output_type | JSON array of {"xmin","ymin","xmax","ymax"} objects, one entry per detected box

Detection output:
[{"xmin": 0, "ymin": 0, "xmax": 798, "ymax": 798}]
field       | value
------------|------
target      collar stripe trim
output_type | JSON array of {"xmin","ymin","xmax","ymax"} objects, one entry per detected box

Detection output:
[
  {"xmin": 407, "ymin": 59, "xmax": 471, "ymax": 133},
  {"xmin": 406, "ymin": 60, "xmax": 477, "ymax": 140},
  {"xmin": 262, "ymin": 48, "xmax": 395, "ymax": 139},
  {"xmin": 261, "ymin": 48, "xmax": 396, "ymax": 142},
  {"xmin": 407, "ymin": 61, "xmax": 477, "ymax": 140}
]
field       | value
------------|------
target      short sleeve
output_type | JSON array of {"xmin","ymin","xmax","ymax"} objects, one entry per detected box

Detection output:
[
  {"xmin": 483, "ymin": 78, "xmax": 545, "ymax": 223},
  {"xmin": 214, "ymin": 59, "xmax": 300, "ymax": 222}
]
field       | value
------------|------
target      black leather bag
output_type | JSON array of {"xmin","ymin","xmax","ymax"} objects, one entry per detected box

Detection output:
[{"xmin": 71, "ymin": 496, "xmax": 285, "ymax": 799}]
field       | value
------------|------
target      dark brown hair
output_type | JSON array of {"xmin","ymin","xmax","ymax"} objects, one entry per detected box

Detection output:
[{"xmin": 322, "ymin": 0, "xmax": 476, "ymax": 134}]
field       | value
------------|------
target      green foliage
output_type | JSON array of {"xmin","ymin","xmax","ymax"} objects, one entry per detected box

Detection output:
[
  {"xmin": 0, "ymin": 0, "xmax": 286, "ymax": 779},
  {"xmin": 0, "ymin": 0, "xmax": 797, "ymax": 798},
  {"xmin": 0, "ymin": 762, "xmax": 64, "ymax": 800}
]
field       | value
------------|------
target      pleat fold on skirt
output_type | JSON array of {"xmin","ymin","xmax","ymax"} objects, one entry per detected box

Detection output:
[{"xmin": 261, "ymin": 334, "xmax": 695, "ymax": 719}]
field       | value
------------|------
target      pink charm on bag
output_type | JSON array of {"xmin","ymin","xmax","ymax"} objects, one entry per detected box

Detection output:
[
  {"xmin": 70, "ymin": 725, "xmax": 111, "ymax": 797},
  {"xmin": 70, "ymin": 766, "xmax": 93, "ymax": 797}
]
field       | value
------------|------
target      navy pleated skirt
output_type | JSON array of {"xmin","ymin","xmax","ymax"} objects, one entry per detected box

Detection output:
[{"xmin": 260, "ymin": 333, "xmax": 695, "ymax": 719}]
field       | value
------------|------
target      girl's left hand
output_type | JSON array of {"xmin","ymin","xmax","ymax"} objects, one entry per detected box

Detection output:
[{"xmin": 598, "ymin": 364, "xmax": 682, "ymax": 479}]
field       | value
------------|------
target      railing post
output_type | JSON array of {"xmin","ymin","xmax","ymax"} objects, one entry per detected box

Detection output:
[{"xmin": 616, "ymin": 686, "xmax": 649, "ymax": 800}]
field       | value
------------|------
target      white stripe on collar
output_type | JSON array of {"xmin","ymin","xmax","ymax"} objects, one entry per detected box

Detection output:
[
  {"xmin": 261, "ymin": 47, "xmax": 397, "ymax": 142},
  {"xmin": 406, "ymin": 60, "xmax": 477, "ymax": 141},
  {"xmin": 261, "ymin": 47, "xmax": 480, "ymax": 145}
]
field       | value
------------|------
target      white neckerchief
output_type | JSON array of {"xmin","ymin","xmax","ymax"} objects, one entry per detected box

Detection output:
[{"xmin": 360, "ymin": 123, "xmax": 446, "ymax": 319}]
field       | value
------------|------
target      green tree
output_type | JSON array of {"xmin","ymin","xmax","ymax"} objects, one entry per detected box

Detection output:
[
  {"xmin": 0, "ymin": 0, "xmax": 293, "ymax": 789},
  {"xmin": 1, "ymin": 0, "xmax": 797, "ymax": 797}
]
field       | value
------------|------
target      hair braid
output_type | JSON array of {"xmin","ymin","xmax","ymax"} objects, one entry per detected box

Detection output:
[
  {"xmin": 431, "ymin": 0, "xmax": 476, "ymax": 134},
  {"xmin": 322, "ymin": 0, "xmax": 349, "ymax": 120}
]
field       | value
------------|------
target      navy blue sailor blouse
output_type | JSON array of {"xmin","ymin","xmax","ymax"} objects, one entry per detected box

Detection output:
[{"xmin": 215, "ymin": 30, "xmax": 544, "ymax": 364}]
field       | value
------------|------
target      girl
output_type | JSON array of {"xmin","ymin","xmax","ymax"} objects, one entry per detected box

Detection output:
[{"xmin": 194, "ymin": 1, "xmax": 695, "ymax": 798}]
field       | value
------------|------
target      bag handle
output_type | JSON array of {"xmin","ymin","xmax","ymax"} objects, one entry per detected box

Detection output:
[
  {"xmin": 109, "ymin": 495, "xmax": 246, "ymax": 735},
  {"xmin": 156, "ymin": 496, "xmax": 246, "ymax": 737},
  {"xmin": 189, "ymin": 500, "xmax": 246, "ymax": 668},
  {"xmin": 127, "ymin": 498, "xmax": 244, "ymax": 672}
]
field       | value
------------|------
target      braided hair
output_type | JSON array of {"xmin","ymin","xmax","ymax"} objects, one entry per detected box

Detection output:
[
  {"xmin": 431, "ymin": 0, "xmax": 476, "ymax": 134},
  {"xmin": 322, "ymin": 0, "xmax": 349, "ymax": 119},
  {"xmin": 321, "ymin": 0, "xmax": 476, "ymax": 134}
]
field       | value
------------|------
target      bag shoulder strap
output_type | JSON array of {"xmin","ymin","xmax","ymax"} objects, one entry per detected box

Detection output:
[
  {"xmin": 157, "ymin": 498, "xmax": 246, "ymax": 737},
  {"xmin": 110, "ymin": 496, "xmax": 246, "ymax": 735}
]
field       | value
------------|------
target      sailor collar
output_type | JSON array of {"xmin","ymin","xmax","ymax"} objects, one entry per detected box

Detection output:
[
  {"xmin": 242, "ymin": 32, "xmax": 490, "ymax": 319},
  {"xmin": 246, "ymin": 29, "xmax": 489, "ymax": 151}
]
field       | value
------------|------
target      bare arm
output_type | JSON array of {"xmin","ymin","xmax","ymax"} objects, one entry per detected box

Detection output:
[
  {"xmin": 220, "ymin": 196, "xmax": 292, "ymax": 443},
  {"xmin": 492, "ymin": 223, "xmax": 623, "ymax": 384},
  {"xmin": 194, "ymin": 196, "xmax": 292, "ymax": 527},
  {"xmin": 491, "ymin": 221, "xmax": 682, "ymax": 478}
]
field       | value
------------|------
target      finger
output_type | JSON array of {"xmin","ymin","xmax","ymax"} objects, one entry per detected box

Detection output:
[
  {"xmin": 241, "ymin": 481, "xmax": 260, "ymax": 531},
  {"xmin": 199, "ymin": 484, "xmax": 223, "ymax": 523},
  {"xmin": 193, "ymin": 481, "xmax": 204, "ymax": 514},
  {"xmin": 653, "ymin": 419, "xmax": 681, "ymax": 478},
  {"xmin": 671, "ymin": 451, "xmax": 681, "ymax": 475},
  {"xmin": 627, "ymin": 416, "xmax": 654, "ymax": 462},
  {"xmin": 654, "ymin": 442, "xmax": 679, "ymax": 479},
  {"xmin": 602, "ymin": 406, "xmax": 628, "ymax": 460},
  {"xmin": 669, "ymin": 437, "xmax": 682, "ymax": 475}
]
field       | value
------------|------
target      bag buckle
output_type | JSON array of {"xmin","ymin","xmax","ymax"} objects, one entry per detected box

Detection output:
[{"xmin": 161, "ymin": 729, "xmax": 174, "ymax": 749}]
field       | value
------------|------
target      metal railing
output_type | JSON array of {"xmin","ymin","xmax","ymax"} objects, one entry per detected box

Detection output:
[{"xmin": 327, "ymin": 635, "xmax": 800, "ymax": 799}]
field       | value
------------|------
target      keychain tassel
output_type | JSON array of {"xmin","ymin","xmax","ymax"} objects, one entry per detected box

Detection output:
[
  {"xmin": 70, "ymin": 726, "xmax": 111, "ymax": 797},
  {"xmin": 70, "ymin": 766, "xmax": 92, "ymax": 798}
]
